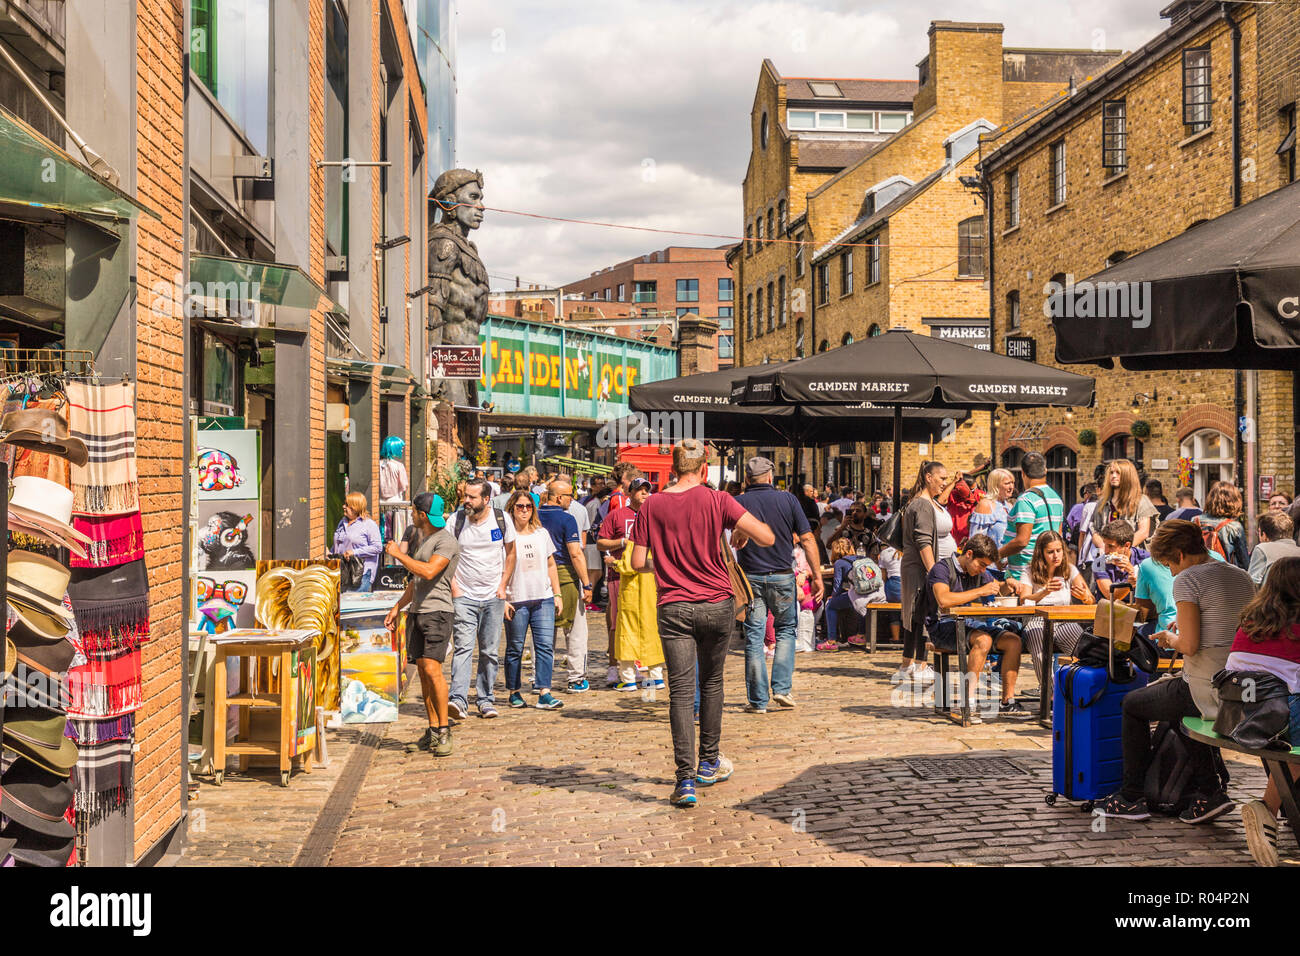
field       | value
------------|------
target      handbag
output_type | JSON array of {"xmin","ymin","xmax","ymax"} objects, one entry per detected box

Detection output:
[
  {"xmin": 720, "ymin": 533, "xmax": 753, "ymax": 622},
  {"xmin": 1211, "ymin": 669, "xmax": 1293, "ymax": 750},
  {"xmin": 873, "ymin": 507, "xmax": 904, "ymax": 551}
]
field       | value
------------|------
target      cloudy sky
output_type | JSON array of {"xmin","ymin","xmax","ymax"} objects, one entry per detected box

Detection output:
[{"xmin": 456, "ymin": 1, "xmax": 1167, "ymax": 291}]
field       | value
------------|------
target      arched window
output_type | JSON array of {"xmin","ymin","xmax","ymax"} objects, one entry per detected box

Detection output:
[
  {"xmin": 1001, "ymin": 447, "xmax": 1025, "ymax": 491},
  {"xmin": 1046, "ymin": 445, "xmax": 1077, "ymax": 505},
  {"xmin": 795, "ymin": 317, "xmax": 806, "ymax": 358},
  {"xmin": 958, "ymin": 215, "xmax": 986, "ymax": 277},
  {"xmin": 778, "ymin": 275, "xmax": 787, "ymax": 327},
  {"xmin": 766, "ymin": 281, "xmax": 775, "ymax": 332},
  {"xmin": 817, "ymin": 339, "xmax": 829, "ymax": 353},
  {"xmin": 867, "ymin": 323, "xmax": 881, "ymax": 337},
  {"xmin": 754, "ymin": 287, "xmax": 763, "ymax": 337},
  {"xmin": 1102, "ymin": 434, "xmax": 1143, "ymax": 470},
  {"xmin": 1006, "ymin": 290, "xmax": 1021, "ymax": 332},
  {"xmin": 760, "ymin": 111, "xmax": 770, "ymax": 149},
  {"xmin": 841, "ymin": 332, "xmax": 854, "ymax": 346},
  {"xmin": 1179, "ymin": 429, "xmax": 1235, "ymax": 504},
  {"xmin": 1105, "ymin": 250, "xmax": 1129, "ymax": 268},
  {"xmin": 745, "ymin": 293, "xmax": 753, "ymax": 339}
]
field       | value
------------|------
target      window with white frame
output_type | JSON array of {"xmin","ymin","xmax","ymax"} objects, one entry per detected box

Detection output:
[
  {"xmin": 787, "ymin": 109, "xmax": 911, "ymax": 132},
  {"xmin": 1180, "ymin": 429, "xmax": 1235, "ymax": 504}
]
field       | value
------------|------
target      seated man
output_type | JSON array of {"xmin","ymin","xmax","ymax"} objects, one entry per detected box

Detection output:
[
  {"xmin": 1092, "ymin": 519, "xmax": 1149, "ymax": 602},
  {"xmin": 925, "ymin": 533, "xmax": 1032, "ymax": 720}
]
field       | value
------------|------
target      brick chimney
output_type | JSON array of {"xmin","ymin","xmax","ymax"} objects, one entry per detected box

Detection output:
[{"xmin": 677, "ymin": 314, "xmax": 720, "ymax": 376}]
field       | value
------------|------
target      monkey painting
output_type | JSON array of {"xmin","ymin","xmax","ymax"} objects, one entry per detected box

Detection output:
[{"xmin": 199, "ymin": 511, "xmax": 256, "ymax": 570}]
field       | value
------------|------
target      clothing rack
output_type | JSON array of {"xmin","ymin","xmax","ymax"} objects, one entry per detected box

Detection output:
[{"xmin": 0, "ymin": 348, "xmax": 97, "ymax": 377}]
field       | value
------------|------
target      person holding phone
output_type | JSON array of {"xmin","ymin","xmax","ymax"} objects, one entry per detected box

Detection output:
[
  {"xmin": 1019, "ymin": 530, "xmax": 1094, "ymax": 671},
  {"xmin": 501, "ymin": 490, "xmax": 566, "ymax": 711}
]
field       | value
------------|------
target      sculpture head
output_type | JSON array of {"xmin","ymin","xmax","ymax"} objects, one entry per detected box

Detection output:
[{"xmin": 432, "ymin": 168, "xmax": 485, "ymax": 232}]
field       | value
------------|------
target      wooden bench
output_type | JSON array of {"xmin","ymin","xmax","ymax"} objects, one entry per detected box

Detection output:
[
  {"xmin": 863, "ymin": 602, "xmax": 901, "ymax": 653},
  {"xmin": 1183, "ymin": 716, "xmax": 1300, "ymax": 848}
]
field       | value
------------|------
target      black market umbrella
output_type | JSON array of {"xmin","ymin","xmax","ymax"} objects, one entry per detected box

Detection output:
[
  {"xmin": 1052, "ymin": 178, "xmax": 1300, "ymax": 371},
  {"xmin": 733, "ymin": 329, "xmax": 1095, "ymax": 507},
  {"xmin": 627, "ymin": 361, "xmax": 967, "ymax": 448}
]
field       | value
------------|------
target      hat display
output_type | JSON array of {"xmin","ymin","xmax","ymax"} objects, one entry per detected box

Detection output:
[
  {"xmin": 4, "ymin": 663, "xmax": 69, "ymax": 714},
  {"xmin": 746, "ymin": 455, "xmax": 775, "ymax": 479},
  {"xmin": 2, "ymin": 637, "xmax": 12, "ymax": 676},
  {"xmin": 6, "ymin": 600, "xmax": 70, "ymax": 643},
  {"xmin": 10, "ymin": 617, "xmax": 75, "ymax": 674},
  {"xmin": 0, "ymin": 761, "xmax": 75, "ymax": 839},
  {"xmin": 0, "ymin": 836, "xmax": 15, "ymax": 864},
  {"xmin": 1, "ymin": 820, "xmax": 74, "ymax": 867},
  {"xmin": 2, "ymin": 708, "xmax": 79, "ymax": 777},
  {"xmin": 0, "ymin": 407, "xmax": 88, "ymax": 467},
  {"xmin": 7, "ymin": 477, "xmax": 91, "ymax": 558},
  {"xmin": 7, "ymin": 550, "xmax": 74, "ymax": 626}
]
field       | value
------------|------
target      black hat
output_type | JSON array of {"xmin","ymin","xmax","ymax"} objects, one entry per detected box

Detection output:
[
  {"xmin": 0, "ymin": 819, "xmax": 74, "ymax": 867},
  {"xmin": 3, "ymin": 661, "xmax": 68, "ymax": 714},
  {"xmin": 1, "ymin": 759, "xmax": 74, "ymax": 838}
]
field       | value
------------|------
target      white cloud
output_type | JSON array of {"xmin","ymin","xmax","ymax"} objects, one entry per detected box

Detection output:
[{"xmin": 455, "ymin": 1, "xmax": 1165, "ymax": 289}]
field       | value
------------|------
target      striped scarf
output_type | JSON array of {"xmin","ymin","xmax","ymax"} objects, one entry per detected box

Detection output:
[
  {"xmin": 68, "ymin": 737, "xmax": 133, "ymax": 826},
  {"xmin": 70, "ymin": 513, "xmax": 145, "ymax": 569},
  {"xmin": 66, "ymin": 648, "xmax": 141, "ymax": 718},
  {"xmin": 66, "ymin": 381, "xmax": 138, "ymax": 515}
]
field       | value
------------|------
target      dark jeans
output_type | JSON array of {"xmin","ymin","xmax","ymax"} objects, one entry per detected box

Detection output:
[
  {"xmin": 902, "ymin": 628, "xmax": 926, "ymax": 660},
  {"xmin": 1120, "ymin": 675, "xmax": 1228, "ymax": 799},
  {"xmin": 658, "ymin": 597, "xmax": 735, "ymax": 782}
]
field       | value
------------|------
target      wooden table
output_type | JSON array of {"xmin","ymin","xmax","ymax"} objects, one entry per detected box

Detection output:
[
  {"xmin": 1033, "ymin": 605, "xmax": 1098, "ymax": 728},
  {"xmin": 210, "ymin": 629, "xmax": 318, "ymax": 787},
  {"xmin": 937, "ymin": 605, "xmax": 1040, "ymax": 727}
]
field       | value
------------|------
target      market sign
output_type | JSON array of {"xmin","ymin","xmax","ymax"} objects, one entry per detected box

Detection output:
[
  {"xmin": 1006, "ymin": 336, "xmax": 1036, "ymax": 362},
  {"xmin": 430, "ymin": 345, "xmax": 483, "ymax": 380},
  {"xmin": 923, "ymin": 318, "xmax": 990, "ymax": 351},
  {"xmin": 479, "ymin": 315, "xmax": 677, "ymax": 420}
]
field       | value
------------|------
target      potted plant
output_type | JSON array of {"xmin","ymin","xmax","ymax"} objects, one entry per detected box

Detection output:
[
  {"xmin": 1077, "ymin": 428, "xmax": 1097, "ymax": 447},
  {"xmin": 1130, "ymin": 420, "xmax": 1152, "ymax": 439}
]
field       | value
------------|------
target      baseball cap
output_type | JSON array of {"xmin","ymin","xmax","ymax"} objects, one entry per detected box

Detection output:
[
  {"xmin": 412, "ymin": 492, "xmax": 447, "ymax": 528},
  {"xmin": 629, "ymin": 477, "xmax": 651, "ymax": 492},
  {"xmin": 746, "ymin": 456, "xmax": 774, "ymax": 480}
]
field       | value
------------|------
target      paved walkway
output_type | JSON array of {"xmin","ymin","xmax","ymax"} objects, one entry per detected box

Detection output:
[{"xmin": 182, "ymin": 618, "xmax": 1294, "ymax": 866}]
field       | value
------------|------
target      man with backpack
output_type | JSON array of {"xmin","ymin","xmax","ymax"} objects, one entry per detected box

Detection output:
[
  {"xmin": 735, "ymin": 457, "xmax": 824, "ymax": 713},
  {"xmin": 448, "ymin": 477, "xmax": 516, "ymax": 720}
]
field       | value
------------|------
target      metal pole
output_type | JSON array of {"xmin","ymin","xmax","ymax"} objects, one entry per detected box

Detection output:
[
  {"xmin": 893, "ymin": 405, "xmax": 903, "ymax": 511},
  {"xmin": 1245, "ymin": 369, "xmax": 1258, "ymax": 548}
]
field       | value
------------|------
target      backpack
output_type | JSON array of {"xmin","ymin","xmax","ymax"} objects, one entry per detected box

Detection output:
[
  {"xmin": 1143, "ymin": 719, "xmax": 1228, "ymax": 815},
  {"xmin": 1199, "ymin": 517, "xmax": 1232, "ymax": 561},
  {"xmin": 848, "ymin": 557, "xmax": 885, "ymax": 598},
  {"xmin": 454, "ymin": 507, "xmax": 509, "ymax": 543}
]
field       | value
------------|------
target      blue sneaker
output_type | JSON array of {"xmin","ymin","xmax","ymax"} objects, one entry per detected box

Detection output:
[
  {"xmin": 647, "ymin": 679, "xmax": 666, "ymax": 690},
  {"xmin": 536, "ymin": 692, "xmax": 564, "ymax": 710},
  {"xmin": 566, "ymin": 678, "xmax": 590, "ymax": 693},
  {"xmin": 614, "ymin": 680, "xmax": 640, "ymax": 692},
  {"xmin": 696, "ymin": 755, "xmax": 734, "ymax": 786},
  {"xmin": 670, "ymin": 779, "xmax": 697, "ymax": 807},
  {"xmin": 508, "ymin": 691, "xmax": 527, "ymax": 709}
]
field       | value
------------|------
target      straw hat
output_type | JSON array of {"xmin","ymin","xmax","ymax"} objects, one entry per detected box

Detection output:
[
  {"xmin": 0, "ymin": 407, "xmax": 88, "ymax": 466},
  {"xmin": 7, "ymin": 477, "xmax": 91, "ymax": 558},
  {"xmin": 7, "ymin": 551, "xmax": 74, "ymax": 631}
]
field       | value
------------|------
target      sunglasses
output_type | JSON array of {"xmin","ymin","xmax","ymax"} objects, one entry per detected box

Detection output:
[
  {"xmin": 513, "ymin": 503, "xmax": 534, "ymax": 510},
  {"xmin": 197, "ymin": 577, "xmax": 248, "ymax": 606}
]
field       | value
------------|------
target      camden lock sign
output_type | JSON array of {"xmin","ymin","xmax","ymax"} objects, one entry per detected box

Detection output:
[{"xmin": 430, "ymin": 345, "xmax": 484, "ymax": 380}]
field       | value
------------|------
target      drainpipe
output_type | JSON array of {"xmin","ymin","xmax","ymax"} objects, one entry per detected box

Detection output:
[
  {"xmin": 1223, "ymin": 3, "xmax": 1255, "ymax": 544},
  {"xmin": 981, "ymin": 166, "xmax": 998, "ymax": 473}
]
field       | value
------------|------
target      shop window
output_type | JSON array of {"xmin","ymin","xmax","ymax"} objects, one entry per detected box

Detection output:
[
  {"xmin": 1179, "ymin": 428, "xmax": 1234, "ymax": 504},
  {"xmin": 1046, "ymin": 445, "xmax": 1077, "ymax": 506}
]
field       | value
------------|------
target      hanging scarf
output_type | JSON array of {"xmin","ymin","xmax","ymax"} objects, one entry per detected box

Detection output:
[
  {"xmin": 66, "ymin": 648, "xmax": 141, "ymax": 718},
  {"xmin": 69, "ymin": 513, "xmax": 145, "ymax": 569},
  {"xmin": 67, "ymin": 559, "xmax": 151, "ymax": 654},
  {"xmin": 65, "ymin": 714, "xmax": 134, "ymax": 745},
  {"xmin": 66, "ymin": 381, "xmax": 138, "ymax": 515},
  {"xmin": 68, "ymin": 738, "xmax": 133, "ymax": 827}
]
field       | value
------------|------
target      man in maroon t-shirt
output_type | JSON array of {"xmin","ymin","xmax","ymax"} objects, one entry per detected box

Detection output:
[{"xmin": 630, "ymin": 439, "xmax": 774, "ymax": 807}]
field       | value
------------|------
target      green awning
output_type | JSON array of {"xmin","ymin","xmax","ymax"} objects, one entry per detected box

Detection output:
[
  {"xmin": 0, "ymin": 105, "xmax": 159, "ymax": 221},
  {"xmin": 540, "ymin": 456, "xmax": 612, "ymax": 476},
  {"xmin": 190, "ymin": 253, "xmax": 344, "ymax": 315}
]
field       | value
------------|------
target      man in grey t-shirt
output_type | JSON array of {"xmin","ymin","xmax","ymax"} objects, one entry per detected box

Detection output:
[{"xmin": 386, "ymin": 492, "xmax": 461, "ymax": 756}]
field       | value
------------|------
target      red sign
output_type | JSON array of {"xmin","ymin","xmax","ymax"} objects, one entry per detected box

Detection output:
[
  {"xmin": 1260, "ymin": 475, "xmax": 1275, "ymax": 499},
  {"xmin": 430, "ymin": 345, "xmax": 483, "ymax": 380}
]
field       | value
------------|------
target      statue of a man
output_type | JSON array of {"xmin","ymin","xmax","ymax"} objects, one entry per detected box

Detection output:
[{"xmin": 427, "ymin": 168, "xmax": 489, "ymax": 447}]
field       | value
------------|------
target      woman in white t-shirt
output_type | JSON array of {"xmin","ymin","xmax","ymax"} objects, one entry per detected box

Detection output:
[
  {"xmin": 1020, "ymin": 530, "xmax": 1094, "ymax": 670},
  {"xmin": 503, "ymin": 491, "xmax": 564, "ymax": 710}
]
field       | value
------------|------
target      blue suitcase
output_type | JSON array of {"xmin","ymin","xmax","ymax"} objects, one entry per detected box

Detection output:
[{"xmin": 1048, "ymin": 661, "xmax": 1149, "ymax": 808}]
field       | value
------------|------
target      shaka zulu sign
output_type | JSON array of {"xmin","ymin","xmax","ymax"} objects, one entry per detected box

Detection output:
[{"xmin": 430, "ymin": 345, "xmax": 484, "ymax": 380}]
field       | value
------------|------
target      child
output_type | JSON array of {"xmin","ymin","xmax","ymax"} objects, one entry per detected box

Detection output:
[
  {"xmin": 820, "ymin": 538, "xmax": 858, "ymax": 651},
  {"xmin": 1092, "ymin": 519, "xmax": 1149, "ymax": 602},
  {"xmin": 1230, "ymin": 556, "xmax": 1300, "ymax": 866}
]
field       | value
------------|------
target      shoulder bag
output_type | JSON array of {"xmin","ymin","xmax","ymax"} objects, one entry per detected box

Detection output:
[{"xmin": 720, "ymin": 533, "xmax": 753, "ymax": 622}]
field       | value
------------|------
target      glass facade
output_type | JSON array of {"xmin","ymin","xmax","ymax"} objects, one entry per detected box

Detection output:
[
  {"xmin": 413, "ymin": 0, "xmax": 458, "ymax": 183},
  {"xmin": 191, "ymin": 0, "xmax": 270, "ymax": 155}
]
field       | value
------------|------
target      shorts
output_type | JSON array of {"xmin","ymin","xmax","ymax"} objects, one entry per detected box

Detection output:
[
  {"xmin": 408, "ymin": 610, "xmax": 454, "ymax": 663},
  {"xmin": 929, "ymin": 617, "xmax": 1022, "ymax": 652}
]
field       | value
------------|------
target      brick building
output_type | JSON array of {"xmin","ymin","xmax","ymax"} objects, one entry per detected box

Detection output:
[
  {"xmin": 561, "ymin": 246, "xmax": 735, "ymax": 368},
  {"xmin": 734, "ymin": 21, "xmax": 1119, "ymax": 490},
  {"xmin": 978, "ymin": 0, "xmax": 1299, "ymax": 512}
]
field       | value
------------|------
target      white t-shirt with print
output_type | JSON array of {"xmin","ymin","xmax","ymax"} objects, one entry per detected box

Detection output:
[
  {"xmin": 509, "ymin": 528, "xmax": 556, "ymax": 603},
  {"xmin": 453, "ymin": 511, "xmax": 516, "ymax": 601}
]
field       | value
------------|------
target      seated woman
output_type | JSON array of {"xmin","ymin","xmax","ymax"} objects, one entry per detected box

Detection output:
[
  {"xmin": 820, "ymin": 538, "xmax": 861, "ymax": 651},
  {"xmin": 1229, "ymin": 557, "xmax": 1300, "ymax": 867},
  {"xmin": 1097, "ymin": 520, "xmax": 1256, "ymax": 823},
  {"xmin": 1019, "ymin": 530, "xmax": 1094, "ymax": 671}
]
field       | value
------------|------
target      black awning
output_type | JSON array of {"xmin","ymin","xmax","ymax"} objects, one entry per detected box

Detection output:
[{"xmin": 1051, "ymin": 179, "xmax": 1300, "ymax": 370}]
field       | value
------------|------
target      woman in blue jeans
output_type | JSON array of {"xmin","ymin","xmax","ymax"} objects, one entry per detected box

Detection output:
[{"xmin": 502, "ymin": 491, "xmax": 566, "ymax": 709}]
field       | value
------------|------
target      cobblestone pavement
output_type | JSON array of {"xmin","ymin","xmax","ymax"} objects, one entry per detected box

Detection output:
[{"xmin": 183, "ymin": 616, "xmax": 1296, "ymax": 866}]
